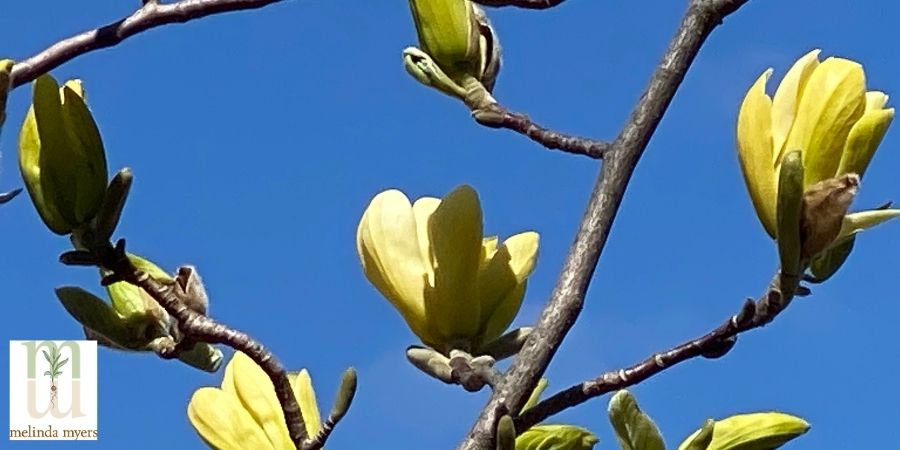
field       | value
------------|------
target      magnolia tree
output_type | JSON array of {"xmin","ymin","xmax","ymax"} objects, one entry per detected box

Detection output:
[{"xmin": 1, "ymin": 1, "xmax": 896, "ymax": 449}]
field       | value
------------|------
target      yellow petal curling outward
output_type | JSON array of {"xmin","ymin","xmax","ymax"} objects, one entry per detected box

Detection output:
[
  {"xmin": 425, "ymin": 185, "xmax": 483, "ymax": 340},
  {"xmin": 737, "ymin": 69, "xmax": 778, "ymax": 237},
  {"xmin": 228, "ymin": 352, "xmax": 294, "ymax": 450},
  {"xmin": 786, "ymin": 57, "xmax": 866, "ymax": 186},
  {"xmin": 771, "ymin": 49, "xmax": 821, "ymax": 160},
  {"xmin": 290, "ymin": 370, "xmax": 323, "ymax": 437},
  {"xmin": 476, "ymin": 231, "xmax": 539, "ymax": 345},
  {"xmin": 188, "ymin": 388, "xmax": 276, "ymax": 450},
  {"xmin": 356, "ymin": 190, "xmax": 432, "ymax": 343}
]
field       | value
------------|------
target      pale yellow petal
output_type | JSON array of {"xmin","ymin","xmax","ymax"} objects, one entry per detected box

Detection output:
[
  {"xmin": 836, "ymin": 208, "xmax": 900, "ymax": 242},
  {"xmin": 786, "ymin": 57, "xmax": 866, "ymax": 185},
  {"xmin": 357, "ymin": 190, "xmax": 431, "ymax": 342},
  {"xmin": 737, "ymin": 69, "xmax": 778, "ymax": 237},
  {"xmin": 479, "ymin": 236, "xmax": 500, "ymax": 272},
  {"xmin": 478, "ymin": 282, "xmax": 526, "ymax": 347},
  {"xmin": 771, "ymin": 49, "xmax": 821, "ymax": 160},
  {"xmin": 188, "ymin": 388, "xmax": 276, "ymax": 450},
  {"xmin": 289, "ymin": 370, "xmax": 322, "ymax": 437},
  {"xmin": 425, "ymin": 185, "xmax": 484, "ymax": 340},
  {"xmin": 221, "ymin": 352, "xmax": 237, "ymax": 394},
  {"xmin": 837, "ymin": 107, "xmax": 893, "ymax": 178},
  {"xmin": 500, "ymin": 231, "xmax": 540, "ymax": 283},
  {"xmin": 474, "ymin": 232, "xmax": 538, "ymax": 342},
  {"xmin": 229, "ymin": 352, "xmax": 294, "ymax": 450},
  {"xmin": 866, "ymin": 91, "xmax": 888, "ymax": 111},
  {"xmin": 412, "ymin": 196, "xmax": 441, "ymax": 284}
]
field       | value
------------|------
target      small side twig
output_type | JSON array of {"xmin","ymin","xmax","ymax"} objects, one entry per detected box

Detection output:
[
  {"xmin": 10, "ymin": 0, "xmax": 287, "ymax": 89},
  {"xmin": 473, "ymin": 104, "xmax": 610, "ymax": 159},
  {"xmin": 515, "ymin": 273, "xmax": 794, "ymax": 430},
  {"xmin": 95, "ymin": 239, "xmax": 309, "ymax": 449},
  {"xmin": 473, "ymin": 0, "xmax": 567, "ymax": 9}
]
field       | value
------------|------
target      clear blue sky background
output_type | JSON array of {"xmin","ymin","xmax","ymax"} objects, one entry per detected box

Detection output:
[{"xmin": 1, "ymin": 1, "xmax": 898, "ymax": 449}]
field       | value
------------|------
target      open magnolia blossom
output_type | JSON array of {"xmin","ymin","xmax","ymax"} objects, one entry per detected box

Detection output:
[
  {"xmin": 188, "ymin": 352, "xmax": 323, "ymax": 450},
  {"xmin": 357, "ymin": 185, "xmax": 539, "ymax": 355},
  {"xmin": 737, "ymin": 49, "xmax": 900, "ymax": 266}
]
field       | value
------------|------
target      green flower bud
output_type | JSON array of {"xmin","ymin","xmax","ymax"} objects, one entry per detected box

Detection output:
[
  {"xmin": 55, "ymin": 255, "xmax": 223, "ymax": 373},
  {"xmin": 19, "ymin": 74, "xmax": 108, "ymax": 235},
  {"xmin": 677, "ymin": 412, "xmax": 809, "ymax": 450},
  {"xmin": 404, "ymin": 0, "xmax": 502, "ymax": 106}
]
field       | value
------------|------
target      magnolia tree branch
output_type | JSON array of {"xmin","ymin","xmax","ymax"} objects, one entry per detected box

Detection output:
[
  {"xmin": 9, "ymin": 0, "xmax": 287, "ymax": 89},
  {"xmin": 91, "ymin": 240, "xmax": 315, "ymax": 450},
  {"xmin": 457, "ymin": 1, "xmax": 753, "ymax": 448},
  {"xmin": 473, "ymin": 0, "xmax": 567, "ymax": 9},
  {"xmin": 516, "ymin": 273, "xmax": 797, "ymax": 430},
  {"xmin": 473, "ymin": 104, "xmax": 610, "ymax": 159}
]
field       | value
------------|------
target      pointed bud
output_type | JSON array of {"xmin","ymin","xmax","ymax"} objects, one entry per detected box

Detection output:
[
  {"xmin": 496, "ymin": 415, "xmax": 516, "ymax": 450},
  {"xmin": 94, "ymin": 168, "xmax": 133, "ymax": 243},
  {"xmin": 328, "ymin": 367, "xmax": 358, "ymax": 423},
  {"xmin": 477, "ymin": 327, "xmax": 532, "ymax": 361},
  {"xmin": 776, "ymin": 150, "xmax": 804, "ymax": 277},
  {"xmin": 677, "ymin": 412, "xmax": 809, "ymax": 450},
  {"xmin": 404, "ymin": 1, "xmax": 502, "ymax": 105}
]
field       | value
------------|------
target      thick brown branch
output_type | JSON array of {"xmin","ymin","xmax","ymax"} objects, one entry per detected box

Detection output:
[
  {"xmin": 516, "ymin": 274, "xmax": 793, "ymax": 430},
  {"xmin": 473, "ymin": 104, "xmax": 610, "ymax": 159},
  {"xmin": 9, "ymin": 0, "xmax": 286, "ymax": 89},
  {"xmin": 473, "ymin": 0, "xmax": 566, "ymax": 9},
  {"xmin": 457, "ymin": 1, "xmax": 752, "ymax": 449},
  {"xmin": 97, "ymin": 241, "xmax": 309, "ymax": 449}
]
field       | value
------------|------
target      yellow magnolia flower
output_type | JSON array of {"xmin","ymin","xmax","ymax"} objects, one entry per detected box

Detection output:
[
  {"xmin": 737, "ymin": 50, "xmax": 899, "ymax": 266},
  {"xmin": 188, "ymin": 352, "xmax": 322, "ymax": 450},
  {"xmin": 357, "ymin": 185, "xmax": 539, "ymax": 355}
]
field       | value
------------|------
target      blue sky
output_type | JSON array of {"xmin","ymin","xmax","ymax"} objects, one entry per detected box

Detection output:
[{"xmin": 2, "ymin": 0, "xmax": 898, "ymax": 448}]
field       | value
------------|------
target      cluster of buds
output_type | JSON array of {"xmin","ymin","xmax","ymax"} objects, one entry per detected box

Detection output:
[
  {"xmin": 737, "ymin": 50, "xmax": 899, "ymax": 283},
  {"xmin": 403, "ymin": 0, "xmax": 502, "ymax": 110},
  {"xmin": 56, "ymin": 254, "xmax": 223, "ymax": 372}
]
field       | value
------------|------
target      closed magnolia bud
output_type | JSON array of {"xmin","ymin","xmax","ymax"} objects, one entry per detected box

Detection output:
[
  {"xmin": 404, "ymin": 0, "xmax": 502, "ymax": 104},
  {"xmin": 677, "ymin": 412, "xmax": 809, "ymax": 450},
  {"xmin": 19, "ymin": 74, "xmax": 108, "ymax": 235}
]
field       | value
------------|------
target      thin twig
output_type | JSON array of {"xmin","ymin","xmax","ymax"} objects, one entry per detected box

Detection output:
[
  {"xmin": 473, "ymin": 0, "xmax": 567, "ymax": 9},
  {"xmin": 9, "ymin": 0, "xmax": 287, "ymax": 89},
  {"xmin": 456, "ymin": 1, "xmax": 752, "ymax": 449},
  {"xmin": 473, "ymin": 104, "xmax": 610, "ymax": 159},
  {"xmin": 516, "ymin": 274, "xmax": 794, "ymax": 430},
  {"xmin": 95, "ymin": 240, "xmax": 309, "ymax": 449}
]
